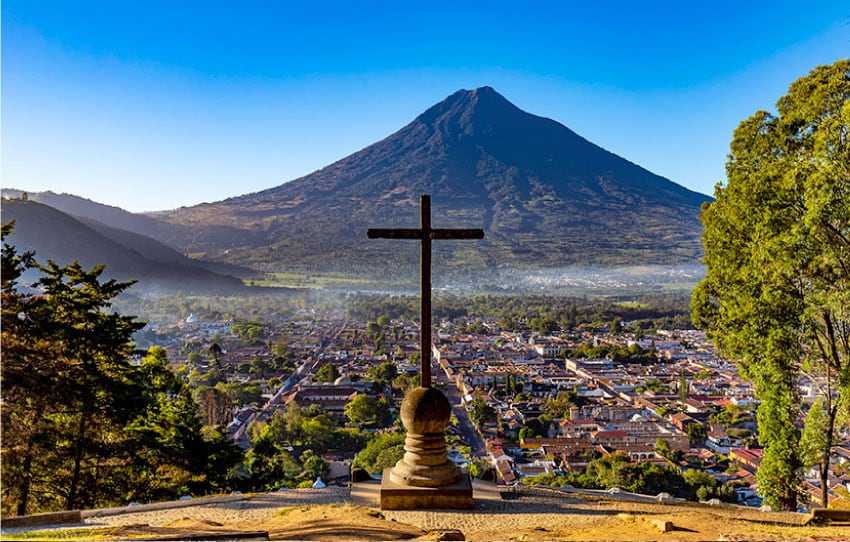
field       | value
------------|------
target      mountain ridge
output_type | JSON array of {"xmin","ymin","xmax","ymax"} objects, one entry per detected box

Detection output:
[
  {"xmin": 1, "ymin": 198, "xmax": 247, "ymax": 294},
  {"xmin": 4, "ymin": 87, "xmax": 711, "ymax": 275}
]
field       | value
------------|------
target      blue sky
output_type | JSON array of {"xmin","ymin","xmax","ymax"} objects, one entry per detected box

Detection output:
[{"xmin": 3, "ymin": 1, "xmax": 848, "ymax": 212}]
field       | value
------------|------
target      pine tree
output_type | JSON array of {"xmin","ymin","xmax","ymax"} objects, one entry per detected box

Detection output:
[{"xmin": 1, "ymin": 223, "xmax": 243, "ymax": 514}]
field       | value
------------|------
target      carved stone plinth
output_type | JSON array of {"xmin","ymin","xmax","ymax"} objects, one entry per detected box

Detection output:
[
  {"xmin": 380, "ymin": 469, "xmax": 474, "ymax": 510},
  {"xmin": 380, "ymin": 386, "xmax": 473, "ymax": 509},
  {"xmin": 388, "ymin": 430, "xmax": 462, "ymax": 486}
]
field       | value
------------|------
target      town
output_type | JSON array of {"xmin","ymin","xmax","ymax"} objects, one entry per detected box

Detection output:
[{"xmin": 138, "ymin": 305, "xmax": 850, "ymax": 510}]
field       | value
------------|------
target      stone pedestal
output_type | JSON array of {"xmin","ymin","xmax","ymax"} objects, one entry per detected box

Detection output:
[
  {"xmin": 380, "ymin": 469, "xmax": 474, "ymax": 510},
  {"xmin": 380, "ymin": 386, "xmax": 473, "ymax": 510}
]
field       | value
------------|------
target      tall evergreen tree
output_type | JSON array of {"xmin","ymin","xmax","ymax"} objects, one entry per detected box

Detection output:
[
  {"xmin": 1, "ymin": 224, "xmax": 243, "ymax": 514},
  {"xmin": 2, "ymin": 223, "xmax": 58, "ymax": 514},
  {"xmin": 35, "ymin": 261, "xmax": 146, "ymax": 510},
  {"xmin": 692, "ymin": 60, "xmax": 850, "ymax": 509}
]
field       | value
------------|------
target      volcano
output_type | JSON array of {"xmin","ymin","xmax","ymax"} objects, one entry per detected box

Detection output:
[{"xmin": 122, "ymin": 87, "xmax": 711, "ymax": 273}]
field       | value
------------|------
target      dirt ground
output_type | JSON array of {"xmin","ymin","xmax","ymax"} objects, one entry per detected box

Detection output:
[
  {"xmin": 3, "ymin": 484, "xmax": 849, "ymax": 541},
  {"xmin": 77, "ymin": 501, "xmax": 850, "ymax": 541}
]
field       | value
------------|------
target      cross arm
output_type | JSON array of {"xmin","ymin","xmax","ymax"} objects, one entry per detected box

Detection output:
[
  {"xmin": 367, "ymin": 228, "xmax": 423, "ymax": 239},
  {"xmin": 430, "ymin": 229, "xmax": 484, "ymax": 240}
]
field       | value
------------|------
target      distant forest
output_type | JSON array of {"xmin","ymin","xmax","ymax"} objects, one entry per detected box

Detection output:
[
  {"xmin": 117, "ymin": 289, "xmax": 693, "ymax": 332},
  {"xmin": 350, "ymin": 292, "xmax": 693, "ymax": 332}
]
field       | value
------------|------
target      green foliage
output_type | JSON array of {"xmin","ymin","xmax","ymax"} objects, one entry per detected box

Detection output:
[
  {"xmin": 528, "ymin": 316, "xmax": 560, "ymax": 334},
  {"xmin": 230, "ymin": 322, "xmax": 266, "ymax": 345},
  {"xmin": 272, "ymin": 335, "xmax": 293, "ymax": 359},
  {"xmin": 344, "ymin": 394, "xmax": 393, "ymax": 428},
  {"xmin": 800, "ymin": 398, "xmax": 830, "ymax": 470},
  {"xmin": 518, "ymin": 426, "xmax": 535, "ymax": 441},
  {"xmin": 330, "ymin": 427, "xmax": 370, "ymax": 455},
  {"xmin": 394, "ymin": 371, "xmax": 421, "ymax": 391},
  {"xmin": 694, "ymin": 369, "xmax": 712, "ymax": 381},
  {"xmin": 347, "ymin": 295, "xmax": 417, "ymax": 322},
  {"xmin": 678, "ymin": 371, "xmax": 690, "ymax": 403},
  {"xmin": 244, "ymin": 434, "xmax": 301, "ymax": 491},
  {"xmin": 543, "ymin": 391, "xmax": 586, "ymax": 418},
  {"xmin": 1, "ymin": 220, "xmax": 35, "ymax": 291},
  {"xmin": 372, "ymin": 447, "xmax": 404, "ymax": 474},
  {"xmin": 300, "ymin": 415, "xmax": 337, "ymax": 452},
  {"xmin": 687, "ymin": 424, "xmax": 708, "ymax": 447},
  {"xmin": 469, "ymin": 399, "xmax": 496, "ymax": 429},
  {"xmin": 655, "ymin": 438, "xmax": 682, "ymax": 462},
  {"xmin": 1, "ymin": 229, "xmax": 246, "ymax": 515},
  {"xmin": 260, "ymin": 404, "xmax": 367, "ymax": 456},
  {"xmin": 708, "ymin": 404, "xmax": 755, "ymax": 428},
  {"xmin": 216, "ymin": 381, "xmax": 263, "ymax": 407},
  {"xmin": 201, "ymin": 428, "xmax": 246, "ymax": 493},
  {"xmin": 187, "ymin": 351, "xmax": 204, "ymax": 366},
  {"xmin": 692, "ymin": 60, "xmax": 850, "ymax": 510},
  {"xmin": 467, "ymin": 457, "xmax": 490, "ymax": 479},
  {"xmin": 124, "ymin": 351, "xmax": 211, "ymax": 499},
  {"xmin": 368, "ymin": 361, "xmax": 398, "ymax": 388},
  {"xmin": 193, "ymin": 386, "xmax": 233, "ymax": 428},
  {"xmin": 315, "ymin": 362, "xmax": 340, "ymax": 383},
  {"xmin": 683, "ymin": 469, "xmax": 737, "ymax": 502},
  {"xmin": 798, "ymin": 396, "xmax": 845, "ymax": 507},
  {"xmin": 636, "ymin": 378, "xmax": 666, "ymax": 394},
  {"xmin": 346, "ymin": 292, "xmax": 695, "ymax": 333},
  {"xmin": 521, "ymin": 417, "xmax": 550, "ymax": 439},
  {"xmin": 463, "ymin": 319, "xmax": 487, "ymax": 334},
  {"xmin": 585, "ymin": 453, "xmax": 689, "ymax": 496},
  {"xmin": 524, "ymin": 452, "xmax": 734, "ymax": 502},
  {"xmin": 352, "ymin": 432, "xmax": 406, "ymax": 474},
  {"xmin": 726, "ymin": 427, "xmax": 753, "ymax": 440},
  {"xmin": 2, "ymin": 251, "xmax": 142, "ymax": 513},
  {"xmin": 302, "ymin": 454, "xmax": 331, "ymax": 481}
]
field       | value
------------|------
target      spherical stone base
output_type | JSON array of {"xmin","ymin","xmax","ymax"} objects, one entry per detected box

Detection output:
[
  {"xmin": 388, "ymin": 386, "xmax": 462, "ymax": 488},
  {"xmin": 399, "ymin": 386, "xmax": 451, "ymax": 433}
]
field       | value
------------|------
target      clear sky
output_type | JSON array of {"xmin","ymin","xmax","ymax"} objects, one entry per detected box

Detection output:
[{"xmin": 2, "ymin": 1, "xmax": 848, "ymax": 212}]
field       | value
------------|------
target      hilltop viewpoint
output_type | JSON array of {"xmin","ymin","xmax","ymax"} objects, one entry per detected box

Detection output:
[{"xmin": 3, "ymin": 481, "xmax": 846, "ymax": 541}]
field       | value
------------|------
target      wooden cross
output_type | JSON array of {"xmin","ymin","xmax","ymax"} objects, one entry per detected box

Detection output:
[{"xmin": 367, "ymin": 194, "xmax": 484, "ymax": 387}]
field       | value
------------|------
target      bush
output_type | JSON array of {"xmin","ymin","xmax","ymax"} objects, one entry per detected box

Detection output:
[{"xmin": 352, "ymin": 432, "xmax": 406, "ymax": 474}]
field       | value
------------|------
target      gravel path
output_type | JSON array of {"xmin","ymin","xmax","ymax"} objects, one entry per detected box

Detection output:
[
  {"xmin": 1, "ymin": 488, "xmax": 349, "ymax": 535},
  {"xmin": 1, "ymin": 482, "xmax": 828, "ymax": 541},
  {"xmin": 1, "ymin": 484, "xmax": 589, "ymax": 537},
  {"xmin": 90, "ymin": 488, "xmax": 351, "ymax": 526}
]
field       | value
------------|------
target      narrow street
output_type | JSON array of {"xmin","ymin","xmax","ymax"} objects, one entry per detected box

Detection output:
[
  {"xmin": 233, "ymin": 319, "xmax": 348, "ymax": 449},
  {"xmin": 433, "ymin": 359, "xmax": 487, "ymax": 457}
]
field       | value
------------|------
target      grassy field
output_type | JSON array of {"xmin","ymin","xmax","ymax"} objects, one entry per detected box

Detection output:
[{"xmin": 245, "ymin": 272, "xmax": 382, "ymax": 289}]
